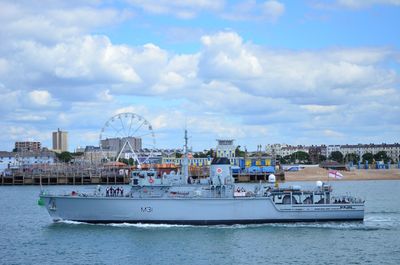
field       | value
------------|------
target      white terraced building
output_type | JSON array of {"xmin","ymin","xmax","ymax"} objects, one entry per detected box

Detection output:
[
  {"xmin": 266, "ymin": 143, "xmax": 400, "ymax": 162},
  {"xmin": 265, "ymin": 144, "xmax": 288, "ymax": 157},
  {"xmin": 266, "ymin": 144, "xmax": 310, "ymax": 157},
  {"xmin": 0, "ymin": 151, "xmax": 56, "ymax": 173},
  {"xmin": 326, "ymin": 145, "xmax": 341, "ymax": 158},
  {"xmin": 338, "ymin": 143, "xmax": 400, "ymax": 162},
  {"xmin": 280, "ymin": 145, "xmax": 309, "ymax": 157}
]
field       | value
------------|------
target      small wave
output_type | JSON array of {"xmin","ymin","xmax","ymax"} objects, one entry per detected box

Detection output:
[
  {"xmin": 107, "ymin": 223, "xmax": 195, "ymax": 228},
  {"xmin": 56, "ymin": 220, "xmax": 88, "ymax": 225},
  {"xmin": 202, "ymin": 222, "xmax": 382, "ymax": 231},
  {"xmin": 53, "ymin": 218, "xmax": 397, "ymax": 231},
  {"xmin": 209, "ymin": 224, "xmax": 270, "ymax": 229},
  {"xmin": 364, "ymin": 216, "xmax": 395, "ymax": 222},
  {"xmin": 264, "ymin": 222, "xmax": 385, "ymax": 231},
  {"xmin": 363, "ymin": 215, "xmax": 399, "ymax": 229},
  {"xmin": 366, "ymin": 211, "xmax": 400, "ymax": 214},
  {"xmin": 54, "ymin": 220, "xmax": 195, "ymax": 228}
]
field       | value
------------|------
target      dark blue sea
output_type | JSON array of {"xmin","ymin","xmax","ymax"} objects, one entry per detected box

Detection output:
[{"xmin": 1, "ymin": 180, "xmax": 400, "ymax": 265}]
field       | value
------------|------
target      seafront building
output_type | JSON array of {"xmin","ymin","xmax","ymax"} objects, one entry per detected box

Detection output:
[
  {"xmin": 266, "ymin": 144, "xmax": 311, "ymax": 157},
  {"xmin": 15, "ymin": 141, "xmax": 41, "ymax": 152},
  {"xmin": 81, "ymin": 146, "xmax": 117, "ymax": 164},
  {"xmin": 163, "ymin": 139, "xmax": 238, "ymax": 167},
  {"xmin": 162, "ymin": 139, "xmax": 273, "ymax": 168},
  {"xmin": 81, "ymin": 145, "xmax": 178, "ymax": 164},
  {"xmin": 100, "ymin": 137, "xmax": 142, "ymax": 152},
  {"xmin": 216, "ymin": 139, "xmax": 236, "ymax": 158},
  {"xmin": 280, "ymin": 145, "xmax": 309, "ymax": 157},
  {"xmin": 266, "ymin": 143, "xmax": 400, "ymax": 162},
  {"xmin": 338, "ymin": 143, "xmax": 400, "ymax": 161},
  {"xmin": 0, "ymin": 151, "xmax": 56, "ymax": 173},
  {"xmin": 52, "ymin": 129, "xmax": 68, "ymax": 152},
  {"xmin": 265, "ymin": 144, "xmax": 288, "ymax": 157}
]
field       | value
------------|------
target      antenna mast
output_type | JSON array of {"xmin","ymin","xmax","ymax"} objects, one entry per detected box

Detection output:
[{"xmin": 183, "ymin": 129, "xmax": 189, "ymax": 181}]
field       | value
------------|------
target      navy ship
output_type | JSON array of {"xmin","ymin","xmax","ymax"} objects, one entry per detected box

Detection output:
[{"xmin": 40, "ymin": 131, "xmax": 364, "ymax": 224}]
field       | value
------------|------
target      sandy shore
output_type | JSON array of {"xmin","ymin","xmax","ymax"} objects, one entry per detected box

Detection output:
[{"xmin": 284, "ymin": 167, "xmax": 400, "ymax": 181}]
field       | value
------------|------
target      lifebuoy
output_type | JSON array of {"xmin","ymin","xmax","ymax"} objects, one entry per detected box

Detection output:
[{"xmin": 149, "ymin": 177, "xmax": 154, "ymax": 184}]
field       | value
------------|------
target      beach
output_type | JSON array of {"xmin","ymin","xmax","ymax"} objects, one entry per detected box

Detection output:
[{"xmin": 284, "ymin": 167, "xmax": 400, "ymax": 181}]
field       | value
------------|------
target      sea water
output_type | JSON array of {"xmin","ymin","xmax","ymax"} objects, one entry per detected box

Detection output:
[{"xmin": 0, "ymin": 180, "xmax": 399, "ymax": 265}]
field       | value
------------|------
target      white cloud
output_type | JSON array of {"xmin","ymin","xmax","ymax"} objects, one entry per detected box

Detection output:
[
  {"xmin": 5, "ymin": 36, "xmax": 176, "ymax": 99},
  {"xmin": 199, "ymin": 32, "xmax": 263, "ymax": 79},
  {"xmin": 77, "ymin": 131, "xmax": 100, "ymax": 145},
  {"xmin": 28, "ymin": 90, "xmax": 60, "ymax": 107},
  {"xmin": 0, "ymin": 86, "xmax": 20, "ymax": 113},
  {"xmin": 0, "ymin": 2, "xmax": 130, "ymax": 45},
  {"xmin": 0, "ymin": 58, "xmax": 9, "ymax": 75},
  {"xmin": 49, "ymin": 35, "xmax": 143, "ymax": 83},
  {"xmin": 361, "ymin": 87, "xmax": 397, "ymax": 97},
  {"xmin": 312, "ymin": 0, "xmax": 400, "ymax": 9},
  {"xmin": 13, "ymin": 114, "xmax": 47, "ymax": 122},
  {"xmin": 126, "ymin": 0, "xmax": 285, "ymax": 21},
  {"xmin": 262, "ymin": 0, "xmax": 285, "ymax": 21},
  {"xmin": 323, "ymin": 129, "xmax": 345, "ymax": 138},
  {"xmin": 28, "ymin": 90, "xmax": 52, "ymax": 106},
  {"xmin": 241, "ymin": 48, "xmax": 397, "ymax": 104},
  {"xmin": 126, "ymin": 0, "xmax": 224, "ymax": 18},
  {"xmin": 326, "ymin": 48, "xmax": 392, "ymax": 64},
  {"xmin": 221, "ymin": 0, "xmax": 285, "ymax": 21},
  {"xmin": 0, "ymin": 13, "xmax": 399, "ymax": 150},
  {"xmin": 301, "ymin": 105, "xmax": 338, "ymax": 113},
  {"xmin": 336, "ymin": 0, "xmax": 400, "ymax": 8},
  {"xmin": 96, "ymin": 89, "xmax": 114, "ymax": 102},
  {"xmin": 13, "ymin": 21, "xmax": 395, "ymax": 113},
  {"xmin": 7, "ymin": 125, "xmax": 51, "ymax": 142},
  {"xmin": 113, "ymin": 106, "xmax": 150, "ymax": 117}
]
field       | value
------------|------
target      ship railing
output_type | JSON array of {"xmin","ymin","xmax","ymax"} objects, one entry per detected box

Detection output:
[
  {"xmin": 136, "ymin": 193, "xmax": 163, "ymax": 198},
  {"xmin": 168, "ymin": 191, "xmax": 191, "ymax": 198},
  {"xmin": 331, "ymin": 195, "xmax": 364, "ymax": 204},
  {"xmin": 39, "ymin": 188, "xmax": 110, "ymax": 198}
]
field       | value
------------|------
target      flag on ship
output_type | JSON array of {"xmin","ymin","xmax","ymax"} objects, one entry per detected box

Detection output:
[{"xmin": 328, "ymin": 170, "xmax": 343, "ymax": 179}]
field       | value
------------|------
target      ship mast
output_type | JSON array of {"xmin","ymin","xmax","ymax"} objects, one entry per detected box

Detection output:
[{"xmin": 183, "ymin": 129, "xmax": 189, "ymax": 182}]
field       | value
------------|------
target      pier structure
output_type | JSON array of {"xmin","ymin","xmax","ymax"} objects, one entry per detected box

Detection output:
[
  {"xmin": 0, "ymin": 162, "xmax": 284, "ymax": 185},
  {"xmin": 0, "ymin": 162, "xmax": 130, "ymax": 185}
]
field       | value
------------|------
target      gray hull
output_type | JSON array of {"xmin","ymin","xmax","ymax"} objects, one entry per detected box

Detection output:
[{"xmin": 41, "ymin": 195, "xmax": 364, "ymax": 224}]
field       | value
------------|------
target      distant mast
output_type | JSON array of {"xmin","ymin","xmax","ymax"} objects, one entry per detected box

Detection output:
[{"xmin": 183, "ymin": 129, "xmax": 189, "ymax": 182}]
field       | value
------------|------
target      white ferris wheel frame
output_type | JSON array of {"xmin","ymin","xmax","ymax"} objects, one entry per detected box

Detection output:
[{"xmin": 99, "ymin": 112, "xmax": 156, "ymax": 165}]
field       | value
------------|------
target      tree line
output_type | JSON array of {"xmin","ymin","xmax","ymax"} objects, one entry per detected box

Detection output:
[
  {"xmin": 278, "ymin": 150, "xmax": 395, "ymax": 164},
  {"xmin": 54, "ymin": 149, "xmax": 398, "ymax": 165}
]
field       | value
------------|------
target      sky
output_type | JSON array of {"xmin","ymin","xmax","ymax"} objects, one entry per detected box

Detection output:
[{"xmin": 0, "ymin": 0, "xmax": 399, "ymax": 152}]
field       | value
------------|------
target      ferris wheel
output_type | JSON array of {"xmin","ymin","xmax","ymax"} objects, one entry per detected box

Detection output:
[{"xmin": 99, "ymin": 113, "xmax": 156, "ymax": 165}]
